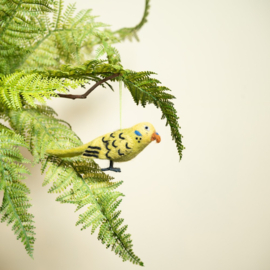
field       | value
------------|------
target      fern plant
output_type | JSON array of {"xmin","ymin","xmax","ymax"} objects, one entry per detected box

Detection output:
[
  {"xmin": 0, "ymin": 124, "xmax": 34, "ymax": 257},
  {"xmin": 0, "ymin": 0, "xmax": 183, "ymax": 266}
]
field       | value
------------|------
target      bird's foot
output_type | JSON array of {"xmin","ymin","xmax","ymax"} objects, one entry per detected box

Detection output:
[{"xmin": 101, "ymin": 167, "xmax": 121, "ymax": 173}]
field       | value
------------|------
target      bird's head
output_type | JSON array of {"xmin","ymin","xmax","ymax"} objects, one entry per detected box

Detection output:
[{"xmin": 132, "ymin": 122, "xmax": 161, "ymax": 145}]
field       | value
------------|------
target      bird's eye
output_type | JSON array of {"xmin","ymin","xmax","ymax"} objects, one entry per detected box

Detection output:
[{"xmin": 144, "ymin": 125, "xmax": 149, "ymax": 131}]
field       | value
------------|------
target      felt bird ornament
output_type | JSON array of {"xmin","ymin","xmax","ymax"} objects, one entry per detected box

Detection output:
[{"xmin": 46, "ymin": 122, "xmax": 161, "ymax": 172}]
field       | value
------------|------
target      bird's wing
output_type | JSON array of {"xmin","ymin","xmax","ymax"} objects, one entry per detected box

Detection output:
[
  {"xmin": 106, "ymin": 130, "xmax": 134, "ymax": 160},
  {"xmin": 82, "ymin": 129, "xmax": 134, "ymax": 160}
]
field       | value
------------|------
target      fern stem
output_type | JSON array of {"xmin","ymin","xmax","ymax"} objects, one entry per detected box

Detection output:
[
  {"xmin": 57, "ymin": 73, "xmax": 121, "ymax": 99},
  {"xmin": 114, "ymin": 0, "xmax": 150, "ymax": 40},
  {"xmin": 54, "ymin": 0, "xmax": 63, "ymax": 29}
]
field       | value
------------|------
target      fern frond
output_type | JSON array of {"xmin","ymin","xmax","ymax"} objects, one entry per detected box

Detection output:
[
  {"xmin": 0, "ymin": 0, "xmax": 150, "ymax": 73},
  {"xmin": 39, "ymin": 60, "xmax": 124, "ymax": 89},
  {"xmin": 0, "ymin": 125, "xmax": 35, "ymax": 257},
  {"xmin": 61, "ymin": 3, "xmax": 76, "ymax": 28},
  {"xmin": 18, "ymin": 2, "xmax": 116, "ymax": 70},
  {"xmin": 0, "ymin": 0, "xmax": 54, "ymax": 73},
  {"xmin": 114, "ymin": 0, "xmax": 150, "ymax": 41},
  {"xmin": 52, "ymin": 0, "xmax": 64, "ymax": 29},
  {"xmin": 0, "ymin": 71, "xmax": 85, "ymax": 109},
  {"xmin": 122, "ymin": 70, "xmax": 184, "ymax": 159},
  {"xmin": 5, "ymin": 105, "xmax": 144, "ymax": 266}
]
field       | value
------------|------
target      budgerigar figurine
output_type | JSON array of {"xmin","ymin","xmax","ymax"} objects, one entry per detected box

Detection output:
[{"xmin": 46, "ymin": 122, "xmax": 161, "ymax": 172}]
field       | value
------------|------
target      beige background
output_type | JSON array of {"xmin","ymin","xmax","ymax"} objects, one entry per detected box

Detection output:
[{"xmin": 1, "ymin": 0, "xmax": 270, "ymax": 269}]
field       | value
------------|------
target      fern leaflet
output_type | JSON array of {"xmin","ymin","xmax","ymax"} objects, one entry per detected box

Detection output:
[
  {"xmin": 0, "ymin": 72, "xmax": 85, "ymax": 109},
  {"xmin": 0, "ymin": 0, "xmax": 54, "ymax": 73},
  {"xmin": 0, "ymin": 124, "xmax": 35, "ymax": 257}
]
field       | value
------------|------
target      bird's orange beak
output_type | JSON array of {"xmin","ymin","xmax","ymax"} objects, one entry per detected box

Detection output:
[{"xmin": 151, "ymin": 132, "xmax": 161, "ymax": 143}]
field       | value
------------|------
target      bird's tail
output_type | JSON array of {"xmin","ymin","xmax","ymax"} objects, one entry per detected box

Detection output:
[{"xmin": 46, "ymin": 145, "xmax": 85, "ymax": 158}]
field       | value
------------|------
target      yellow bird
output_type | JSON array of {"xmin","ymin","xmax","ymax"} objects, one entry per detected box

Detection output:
[{"xmin": 46, "ymin": 122, "xmax": 161, "ymax": 172}]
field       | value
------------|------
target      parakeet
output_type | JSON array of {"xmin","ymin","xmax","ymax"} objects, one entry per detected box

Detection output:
[{"xmin": 46, "ymin": 122, "xmax": 161, "ymax": 172}]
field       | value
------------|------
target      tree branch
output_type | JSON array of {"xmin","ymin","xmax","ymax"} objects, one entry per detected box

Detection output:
[{"xmin": 57, "ymin": 73, "xmax": 121, "ymax": 100}]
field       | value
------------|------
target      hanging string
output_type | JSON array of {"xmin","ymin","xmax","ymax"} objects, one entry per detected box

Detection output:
[{"xmin": 119, "ymin": 80, "xmax": 123, "ymax": 130}]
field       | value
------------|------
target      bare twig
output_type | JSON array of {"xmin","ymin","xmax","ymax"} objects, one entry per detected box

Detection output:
[{"xmin": 57, "ymin": 73, "xmax": 121, "ymax": 100}]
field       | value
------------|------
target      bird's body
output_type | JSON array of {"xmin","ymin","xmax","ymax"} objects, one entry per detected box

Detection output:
[{"xmin": 46, "ymin": 122, "xmax": 161, "ymax": 172}]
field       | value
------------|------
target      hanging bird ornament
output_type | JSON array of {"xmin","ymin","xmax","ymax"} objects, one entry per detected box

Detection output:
[{"xmin": 46, "ymin": 122, "xmax": 161, "ymax": 172}]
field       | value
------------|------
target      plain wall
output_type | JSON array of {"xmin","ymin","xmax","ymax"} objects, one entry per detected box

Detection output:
[{"xmin": 1, "ymin": 0, "xmax": 270, "ymax": 269}]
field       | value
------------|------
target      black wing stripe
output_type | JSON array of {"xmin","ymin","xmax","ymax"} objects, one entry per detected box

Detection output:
[
  {"xmin": 119, "ymin": 133, "xmax": 125, "ymax": 140},
  {"xmin": 88, "ymin": 146, "xmax": 101, "ymax": 150},
  {"xmin": 102, "ymin": 136, "xmax": 112, "ymax": 159},
  {"xmin": 125, "ymin": 142, "xmax": 131, "ymax": 149},
  {"xmin": 118, "ymin": 149, "xmax": 124, "ymax": 156},
  {"xmin": 112, "ymin": 140, "xmax": 117, "ymax": 148},
  {"xmin": 110, "ymin": 133, "xmax": 115, "ymax": 138},
  {"xmin": 83, "ymin": 153, "xmax": 99, "ymax": 158},
  {"xmin": 102, "ymin": 136, "xmax": 110, "ymax": 151},
  {"xmin": 85, "ymin": 150, "xmax": 99, "ymax": 154}
]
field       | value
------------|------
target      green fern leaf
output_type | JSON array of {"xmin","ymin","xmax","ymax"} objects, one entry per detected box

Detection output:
[
  {"xmin": 17, "ymin": 2, "xmax": 117, "ymax": 71},
  {"xmin": 0, "ymin": 125, "xmax": 35, "ymax": 257},
  {"xmin": 122, "ymin": 70, "xmax": 184, "ymax": 159},
  {"xmin": 0, "ymin": 71, "xmax": 85, "ymax": 109},
  {"xmin": 0, "ymin": 0, "xmax": 150, "ymax": 73},
  {"xmin": 0, "ymin": 0, "xmax": 54, "ymax": 73},
  {"xmin": 114, "ymin": 0, "xmax": 150, "ymax": 41},
  {"xmin": 6, "ymin": 105, "xmax": 144, "ymax": 266}
]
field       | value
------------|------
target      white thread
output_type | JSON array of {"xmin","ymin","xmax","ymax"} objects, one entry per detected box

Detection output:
[{"xmin": 119, "ymin": 80, "xmax": 122, "ymax": 130}]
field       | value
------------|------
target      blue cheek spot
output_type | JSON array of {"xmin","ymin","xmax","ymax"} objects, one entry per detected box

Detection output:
[
  {"xmin": 156, "ymin": 132, "xmax": 159, "ymax": 135},
  {"xmin": 134, "ymin": 130, "xmax": 142, "ymax": 136}
]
